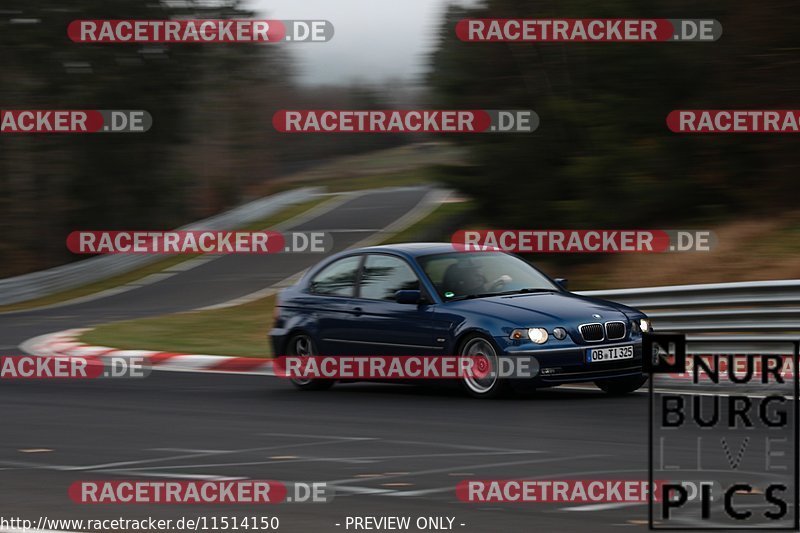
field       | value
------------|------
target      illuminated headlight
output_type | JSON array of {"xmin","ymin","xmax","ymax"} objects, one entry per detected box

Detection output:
[
  {"xmin": 528, "ymin": 328, "xmax": 549, "ymax": 344},
  {"xmin": 639, "ymin": 318, "xmax": 651, "ymax": 333},
  {"xmin": 510, "ymin": 328, "xmax": 549, "ymax": 344}
]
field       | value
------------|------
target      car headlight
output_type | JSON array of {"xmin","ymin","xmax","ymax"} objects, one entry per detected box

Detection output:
[
  {"xmin": 639, "ymin": 318, "xmax": 651, "ymax": 333},
  {"xmin": 510, "ymin": 328, "xmax": 549, "ymax": 344}
]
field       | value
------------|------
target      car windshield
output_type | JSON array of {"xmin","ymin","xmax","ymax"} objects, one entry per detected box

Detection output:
[{"xmin": 417, "ymin": 252, "xmax": 560, "ymax": 301}]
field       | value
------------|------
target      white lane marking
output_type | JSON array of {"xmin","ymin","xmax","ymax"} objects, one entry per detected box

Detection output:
[
  {"xmin": 144, "ymin": 365, "xmax": 275, "ymax": 376},
  {"xmin": 0, "ymin": 460, "xmax": 77, "ymax": 471},
  {"xmin": 94, "ymin": 469, "xmax": 245, "ymax": 481},
  {"xmin": 330, "ymin": 450, "xmax": 537, "ymax": 461},
  {"xmin": 331, "ymin": 485, "xmax": 396, "ymax": 495},
  {"xmin": 372, "ymin": 438, "xmax": 540, "ymax": 454},
  {"xmin": 106, "ymin": 450, "xmax": 538, "ymax": 472},
  {"xmin": 328, "ymin": 454, "xmax": 607, "ymax": 487},
  {"xmin": 257, "ymin": 432, "xmax": 378, "ymax": 441},
  {"xmin": 380, "ymin": 487, "xmax": 452, "ymax": 497},
  {"xmin": 67, "ymin": 437, "xmax": 375, "ymax": 471},
  {"xmin": 148, "ymin": 448, "xmax": 235, "ymax": 454},
  {"xmin": 116, "ymin": 456, "xmax": 377, "ymax": 472}
]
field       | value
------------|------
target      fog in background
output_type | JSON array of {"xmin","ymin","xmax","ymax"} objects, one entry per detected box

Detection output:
[{"xmin": 248, "ymin": 0, "xmax": 476, "ymax": 86}]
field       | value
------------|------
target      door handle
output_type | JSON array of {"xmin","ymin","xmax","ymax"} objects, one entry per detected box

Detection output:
[{"xmin": 351, "ymin": 306, "xmax": 363, "ymax": 316}]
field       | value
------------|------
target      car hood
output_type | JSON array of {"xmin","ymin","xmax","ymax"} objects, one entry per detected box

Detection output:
[{"xmin": 456, "ymin": 291, "xmax": 636, "ymax": 326}]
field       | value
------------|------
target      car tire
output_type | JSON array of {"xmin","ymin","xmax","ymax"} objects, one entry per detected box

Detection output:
[
  {"xmin": 458, "ymin": 334, "xmax": 511, "ymax": 399},
  {"xmin": 286, "ymin": 333, "xmax": 334, "ymax": 391},
  {"xmin": 595, "ymin": 375, "xmax": 647, "ymax": 395}
]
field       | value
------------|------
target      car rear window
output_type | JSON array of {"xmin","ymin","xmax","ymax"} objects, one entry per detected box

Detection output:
[{"xmin": 309, "ymin": 255, "xmax": 361, "ymax": 297}]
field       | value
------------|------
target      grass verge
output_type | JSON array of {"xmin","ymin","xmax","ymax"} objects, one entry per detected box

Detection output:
[{"xmin": 81, "ymin": 294, "xmax": 276, "ymax": 358}]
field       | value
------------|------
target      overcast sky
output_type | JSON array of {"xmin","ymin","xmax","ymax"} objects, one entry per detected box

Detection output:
[{"xmin": 248, "ymin": 0, "xmax": 474, "ymax": 86}]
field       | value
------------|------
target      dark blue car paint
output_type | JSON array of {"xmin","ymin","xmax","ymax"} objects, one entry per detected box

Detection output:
[{"xmin": 270, "ymin": 243, "xmax": 647, "ymax": 386}]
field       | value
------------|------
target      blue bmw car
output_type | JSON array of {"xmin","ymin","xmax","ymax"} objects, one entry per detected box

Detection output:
[{"xmin": 270, "ymin": 243, "xmax": 650, "ymax": 398}]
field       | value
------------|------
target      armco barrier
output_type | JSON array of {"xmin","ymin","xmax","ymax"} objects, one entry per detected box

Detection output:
[{"xmin": 580, "ymin": 279, "xmax": 800, "ymax": 337}]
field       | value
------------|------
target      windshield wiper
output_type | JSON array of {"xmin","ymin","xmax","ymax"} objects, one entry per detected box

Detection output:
[{"xmin": 503, "ymin": 288, "xmax": 557, "ymax": 295}]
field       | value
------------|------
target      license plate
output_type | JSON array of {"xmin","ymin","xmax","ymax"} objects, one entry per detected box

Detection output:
[{"xmin": 587, "ymin": 345, "xmax": 634, "ymax": 363}]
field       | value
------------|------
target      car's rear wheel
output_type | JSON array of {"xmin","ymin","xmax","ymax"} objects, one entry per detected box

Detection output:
[
  {"xmin": 286, "ymin": 333, "xmax": 334, "ymax": 391},
  {"xmin": 595, "ymin": 375, "xmax": 647, "ymax": 395},
  {"xmin": 459, "ymin": 335, "xmax": 510, "ymax": 399}
]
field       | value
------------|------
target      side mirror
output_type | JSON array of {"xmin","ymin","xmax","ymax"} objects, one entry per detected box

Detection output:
[
  {"xmin": 554, "ymin": 278, "xmax": 569, "ymax": 290},
  {"xmin": 395, "ymin": 289, "xmax": 423, "ymax": 304}
]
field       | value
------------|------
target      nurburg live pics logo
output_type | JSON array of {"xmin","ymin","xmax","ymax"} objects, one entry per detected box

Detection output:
[{"xmin": 645, "ymin": 333, "xmax": 799, "ymax": 529}]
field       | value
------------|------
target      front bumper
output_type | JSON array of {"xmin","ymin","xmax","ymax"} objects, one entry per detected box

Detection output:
[{"xmin": 504, "ymin": 341, "xmax": 644, "ymax": 385}]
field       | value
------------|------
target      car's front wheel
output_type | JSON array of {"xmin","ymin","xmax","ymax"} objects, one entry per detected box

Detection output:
[
  {"xmin": 595, "ymin": 375, "xmax": 647, "ymax": 395},
  {"xmin": 286, "ymin": 333, "xmax": 334, "ymax": 391},
  {"xmin": 459, "ymin": 335, "xmax": 510, "ymax": 399}
]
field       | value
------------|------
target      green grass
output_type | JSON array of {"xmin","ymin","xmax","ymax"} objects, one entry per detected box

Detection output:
[
  {"xmin": 78, "ymin": 197, "xmax": 475, "ymax": 357},
  {"xmin": 82, "ymin": 295, "xmax": 277, "ymax": 358},
  {"xmin": 0, "ymin": 196, "xmax": 331, "ymax": 313}
]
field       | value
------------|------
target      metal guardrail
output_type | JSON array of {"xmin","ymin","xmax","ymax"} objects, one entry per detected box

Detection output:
[
  {"xmin": 579, "ymin": 279, "xmax": 800, "ymax": 341},
  {"xmin": 0, "ymin": 187, "xmax": 322, "ymax": 306}
]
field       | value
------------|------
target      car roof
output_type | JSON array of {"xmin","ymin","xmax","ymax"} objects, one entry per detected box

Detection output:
[{"xmin": 354, "ymin": 242, "xmax": 469, "ymax": 258}]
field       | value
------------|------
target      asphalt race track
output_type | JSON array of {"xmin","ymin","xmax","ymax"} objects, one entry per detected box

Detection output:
[
  {"xmin": 0, "ymin": 187, "xmax": 788, "ymax": 532},
  {"xmin": 1, "ymin": 373, "xmax": 657, "ymax": 532}
]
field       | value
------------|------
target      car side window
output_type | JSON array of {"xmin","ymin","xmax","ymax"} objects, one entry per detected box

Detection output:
[
  {"xmin": 359, "ymin": 254, "xmax": 420, "ymax": 301},
  {"xmin": 309, "ymin": 256, "xmax": 361, "ymax": 297}
]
